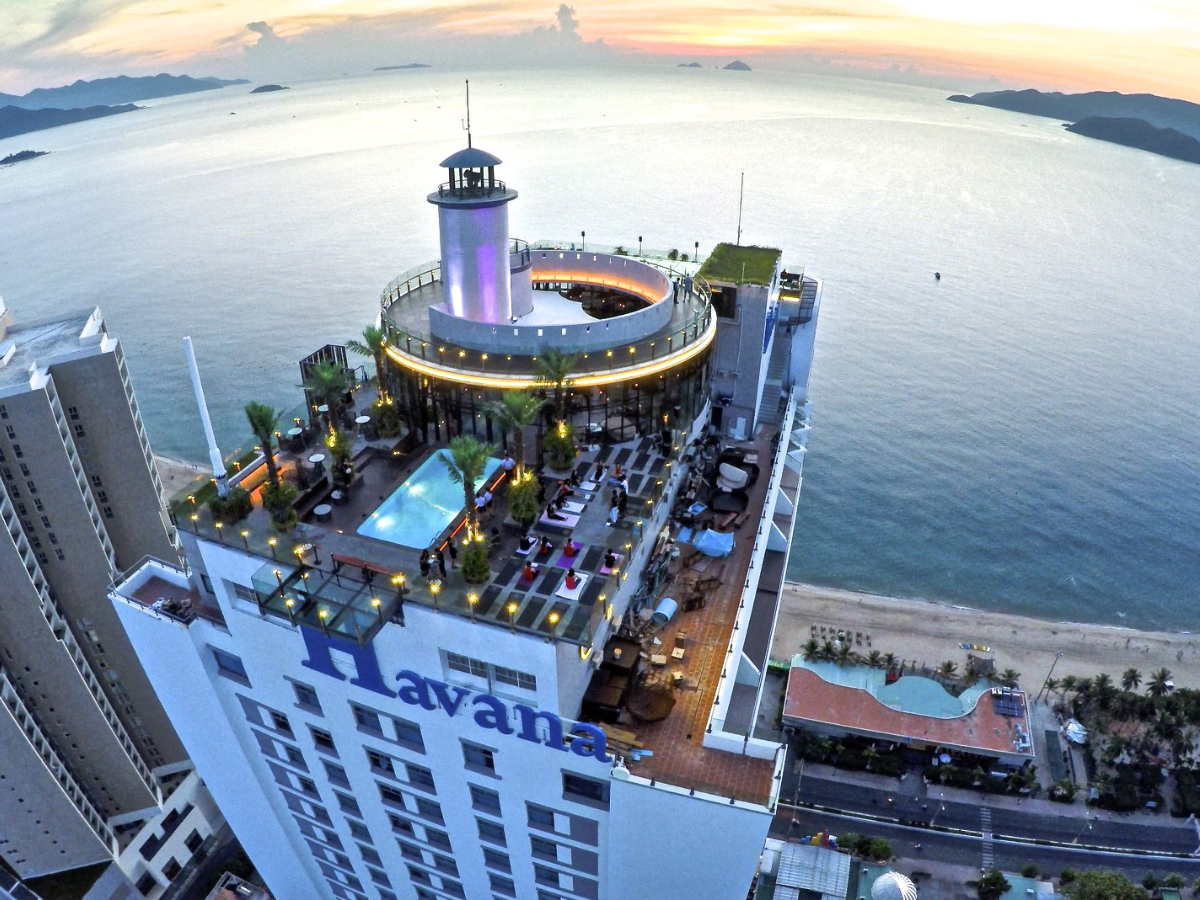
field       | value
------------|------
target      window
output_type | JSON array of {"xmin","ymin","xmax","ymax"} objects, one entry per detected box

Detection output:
[
  {"xmin": 389, "ymin": 815, "xmax": 415, "ymax": 837},
  {"xmin": 446, "ymin": 652, "xmax": 488, "ymax": 679},
  {"xmin": 325, "ymin": 762, "xmax": 350, "ymax": 788},
  {"xmin": 398, "ymin": 841, "xmax": 422, "ymax": 862},
  {"xmin": 293, "ymin": 681, "xmax": 322, "ymax": 711},
  {"xmin": 270, "ymin": 711, "xmax": 292, "ymax": 734},
  {"xmin": 184, "ymin": 829, "xmax": 204, "ymax": 853},
  {"xmin": 367, "ymin": 749, "xmax": 395, "ymax": 775},
  {"xmin": 406, "ymin": 763, "xmax": 435, "ymax": 792},
  {"xmin": 352, "ymin": 705, "xmax": 383, "ymax": 734},
  {"xmin": 135, "ymin": 873, "xmax": 157, "ymax": 896},
  {"xmin": 337, "ymin": 792, "xmax": 362, "ymax": 818},
  {"xmin": 527, "ymin": 805, "xmax": 554, "ymax": 828},
  {"xmin": 434, "ymin": 855, "xmax": 458, "ymax": 877},
  {"xmin": 563, "ymin": 773, "xmax": 609, "ymax": 806},
  {"xmin": 298, "ymin": 776, "xmax": 318, "ymax": 796},
  {"xmin": 535, "ymin": 865, "xmax": 560, "ymax": 886},
  {"xmin": 442, "ymin": 882, "xmax": 465, "ymax": 899},
  {"xmin": 74, "ymin": 424, "xmax": 86, "ymax": 437},
  {"xmin": 211, "ymin": 648, "xmax": 248, "ymax": 682},
  {"xmin": 379, "ymin": 784, "xmax": 404, "ymax": 807},
  {"xmin": 311, "ymin": 727, "xmax": 336, "ymax": 754},
  {"xmin": 483, "ymin": 847, "xmax": 510, "ymax": 872},
  {"xmin": 68, "ymin": 407, "xmax": 80, "ymax": 421},
  {"xmin": 368, "ymin": 868, "xmax": 390, "ymax": 888},
  {"xmin": 489, "ymin": 874, "xmax": 516, "ymax": 897},
  {"xmin": 477, "ymin": 818, "xmax": 506, "ymax": 845},
  {"xmin": 406, "ymin": 866, "xmax": 431, "ymax": 885},
  {"xmin": 531, "ymin": 836, "xmax": 557, "ymax": 859},
  {"xmin": 470, "ymin": 784, "xmax": 501, "ymax": 813},
  {"xmin": 358, "ymin": 845, "xmax": 381, "ymax": 866},
  {"xmin": 347, "ymin": 820, "xmax": 372, "ymax": 843},
  {"xmin": 393, "ymin": 717, "xmax": 424, "ymax": 752},
  {"xmin": 425, "ymin": 829, "xmax": 451, "ymax": 852},
  {"xmin": 414, "ymin": 798, "xmax": 442, "ymax": 824},
  {"xmin": 462, "ymin": 742, "xmax": 495, "ymax": 772},
  {"xmin": 284, "ymin": 744, "xmax": 305, "ymax": 767},
  {"xmin": 162, "ymin": 858, "xmax": 182, "ymax": 880},
  {"xmin": 493, "ymin": 665, "xmax": 537, "ymax": 691}
]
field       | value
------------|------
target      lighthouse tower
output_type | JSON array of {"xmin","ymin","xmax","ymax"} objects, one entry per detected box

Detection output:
[{"xmin": 428, "ymin": 145, "xmax": 526, "ymax": 324}]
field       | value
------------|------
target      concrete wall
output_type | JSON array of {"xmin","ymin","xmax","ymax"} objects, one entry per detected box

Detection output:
[{"xmin": 710, "ymin": 281, "xmax": 776, "ymax": 438}]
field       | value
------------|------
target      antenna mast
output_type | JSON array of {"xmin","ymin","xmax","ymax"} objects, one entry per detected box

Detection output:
[
  {"xmin": 464, "ymin": 79, "xmax": 472, "ymax": 148},
  {"xmin": 736, "ymin": 172, "xmax": 745, "ymax": 246}
]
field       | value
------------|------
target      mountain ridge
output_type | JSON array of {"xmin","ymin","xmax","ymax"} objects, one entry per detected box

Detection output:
[{"xmin": 0, "ymin": 74, "xmax": 248, "ymax": 110}]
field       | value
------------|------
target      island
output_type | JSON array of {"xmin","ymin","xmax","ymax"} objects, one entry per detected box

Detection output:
[
  {"xmin": 374, "ymin": 64, "xmax": 431, "ymax": 71},
  {"xmin": 948, "ymin": 88, "xmax": 1200, "ymax": 166},
  {"xmin": 677, "ymin": 62, "xmax": 703, "ymax": 68},
  {"xmin": 250, "ymin": 84, "xmax": 289, "ymax": 94},
  {"xmin": 0, "ymin": 150, "xmax": 48, "ymax": 166},
  {"xmin": 1065, "ymin": 117, "xmax": 1200, "ymax": 165},
  {"xmin": 723, "ymin": 60, "xmax": 752, "ymax": 72},
  {"xmin": 0, "ymin": 74, "xmax": 247, "ymax": 110},
  {"xmin": 0, "ymin": 104, "xmax": 140, "ymax": 140}
]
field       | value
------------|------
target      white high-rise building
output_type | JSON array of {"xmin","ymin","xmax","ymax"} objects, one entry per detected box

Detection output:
[{"xmin": 111, "ymin": 141, "xmax": 821, "ymax": 900}]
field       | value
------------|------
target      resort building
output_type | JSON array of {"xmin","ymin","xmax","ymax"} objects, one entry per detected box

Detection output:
[
  {"xmin": 782, "ymin": 657, "xmax": 1035, "ymax": 766},
  {"xmin": 110, "ymin": 140, "xmax": 822, "ymax": 900}
]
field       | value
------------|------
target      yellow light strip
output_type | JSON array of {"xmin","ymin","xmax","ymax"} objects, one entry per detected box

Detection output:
[
  {"xmin": 384, "ymin": 317, "xmax": 716, "ymax": 389},
  {"xmin": 531, "ymin": 266, "xmax": 667, "ymax": 305}
]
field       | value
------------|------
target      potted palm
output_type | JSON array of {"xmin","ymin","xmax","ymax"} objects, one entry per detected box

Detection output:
[
  {"xmin": 346, "ymin": 324, "xmax": 389, "ymax": 403},
  {"xmin": 535, "ymin": 350, "xmax": 579, "ymax": 472},
  {"xmin": 301, "ymin": 360, "xmax": 353, "ymax": 433},
  {"xmin": 245, "ymin": 401, "xmax": 297, "ymax": 531},
  {"xmin": 439, "ymin": 435, "xmax": 497, "ymax": 584}
]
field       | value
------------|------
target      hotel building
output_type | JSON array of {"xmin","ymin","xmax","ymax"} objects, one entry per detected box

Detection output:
[{"xmin": 110, "ymin": 142, "xmax": 822, "ymax": 900}]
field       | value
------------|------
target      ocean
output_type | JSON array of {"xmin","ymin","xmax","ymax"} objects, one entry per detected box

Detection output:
[{"xmin": 2, "ymin": 65, "xmax": 1198, "ymax": 631}]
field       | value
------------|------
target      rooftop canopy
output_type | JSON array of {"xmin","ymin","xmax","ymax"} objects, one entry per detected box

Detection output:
[
  {"xmin": 439, "ymin": 146, "xmax": 503, "ymax": 169},
  {"xmin": 698, "ymin": 242, "xmax": 781, "ymax": 286}
]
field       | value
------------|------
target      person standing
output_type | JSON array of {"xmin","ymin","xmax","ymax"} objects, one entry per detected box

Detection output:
[
  {"xmin": 435, "ymin": 548, "xmax": 447, "ymax": 579},
  {"xmin": 419, "ymin": 549, "xmax": 431, "ymax": 580},
  {"xmin": 447, "ymin": 540, "xmax": 458, "ymax": 569},
  {"xmin": 606, "ymin": 500, "xmax": 620, "ymax": 528}
]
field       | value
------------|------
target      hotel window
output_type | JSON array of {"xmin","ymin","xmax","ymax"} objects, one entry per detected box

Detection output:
[
  {"xmin": 470, "ymin": 784, "xmax": 501, "ymax": 813},
  {"xmin": 414, "ymin": 798, "xmax": 442, "ymax": 824},
  {"xmin": 441, "ymin": 881, "xmax": 465, "ymax": 899},
  {"xmin": 531, "ymin": 836, "xmax": 557, "ymax": 860},
  {"xmin": 527, "ymin": 805, "xmax": 554, "ymax": 828},
  {"xmin": 347, "ymin": 820, "xmax": 372, "ymax": 843},
  {"xmin": 368, "ymin": 868, "xmax": 390, "ymax": 888},
  {"xmin": 493, "ymin": 666, "xmax": 537, "ymax": 691},
  {"xmin": 378, "ymin": 784, "xmax": 404, "ymax": 807},
  {"xmin": 425, "ymin": 829, "xmax": 451, "ymax": 852},
  {"xmin": 477, "ymin": 817, "xmax": 506, "ymax": 846},
  {"xmin": 406, "ymin": 763, "xmax": 435, "ymax": 792},
  {"xmin": 11, "ymin": 444, "xmax": 22, "ymax": 459},
  {"xmin": 297, "ymin": 776, "xmax": 319, "ymax": 796},
  {"xmin": 283, "ymin": 744, "xmax": 305, "ymax": 767},
  {"xmin": 293, "ymin": 681, "xmax": 322, "ymax": 712},
  {"xmin": 406, "ymin": 866, "xmax": 431, "ymax": 885},
  {"xmin": 483, "ymin": 847, "xmax": 510, "ymax": 872},
  {"xmin": 68, "ymin": 407, "xmax": 79, "ymax": 421},
  {"xmin": 563, "ymin": 772, "xmax": 609, "ymax": 806},
  {"xmin": 433, "ymin": 855, "xmax": 458, "ymax": 877},
  {"xmin": 324, "ymin": 762, "xmax": 350, "ymax": 788},
  {"xmin": 462, "ymin": 742, "xmax": 496, "ymax": 773},
  {"xmin": 269, "ymin": 711, "xmax": 292, "ymax": 735},
  {"xmin": 0, "ymin": 405, "xmax": 7, "ymax": 419},
  {"xmin": 311, "ymin": 726, "xmax": 337, "ymax": 755},
  {"xmin": 352, "ymin": 704, "xmax": 383, "ymax": 734},
  {"xmin": 367, "ymin": 749, "xmax": 396, "ymax": 775},
  {"xmin": 392, "ymin": 717, "xmax": 425, "ymax": 753},
  {"xmin": 74, "ymin": 424, "xmax": 86, "ymax": 438},
  {"xmin": 211, "ymin": 648, "xmax": 249, "ymax": 682},
  {"xmin": 446, "ymin": 652, "xmax": 488, "ymax": 679},
  {"xmin": 398, "ymin": 841, "xmax": 422, "ymax": 862},
  {"xmin": 336, "ymin": 792, "xmax": 362, "ymax": 818},
  {"xmin": 378, "ymin": 891, "xmax": 397, "ymax": 900},
  {"xmin": 358, "ymin": 845, "xmax": 381, "ymax": 867},
  {"xmin": 489, "ymin": 874, "xmax": 516, "ymax": 897},
  {"xmin": 388, "ymin": 815, "xmax": 415, "ymax": 837}
]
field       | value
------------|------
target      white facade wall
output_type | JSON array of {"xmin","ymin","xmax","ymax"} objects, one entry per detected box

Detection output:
[
  {"xmin": 114, "ymin": 534, "xmax": 778, "ymax": 900},
  {"xmin": 437, "ymin": 202, "xmax": 512, "ymax": 324}
]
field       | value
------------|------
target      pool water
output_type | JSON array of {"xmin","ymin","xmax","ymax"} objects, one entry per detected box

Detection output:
[{"xmin": 357, "ymin": 453, "xmax": 503, "ymax": 549}]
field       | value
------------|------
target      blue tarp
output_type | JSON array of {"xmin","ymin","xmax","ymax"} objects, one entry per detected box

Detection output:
[{"xmin": 693, "ymin": 528, "xmax": 734, "ymax": 558}]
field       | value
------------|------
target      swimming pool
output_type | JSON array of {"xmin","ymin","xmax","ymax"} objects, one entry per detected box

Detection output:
[{"xmin": 358, "ymin": 453, "xmax": 503, "ymax": 549}]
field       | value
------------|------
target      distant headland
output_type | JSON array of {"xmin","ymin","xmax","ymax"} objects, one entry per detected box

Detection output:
[
  {"xmin": 948, "ymin": 88, "xmax": 1200, "ymax": 166},
  {"xmin": 250, "ymin": 84, "xmax": 289, "ymax": 94},
  {"xmin": 0, "ymin": 150, "xmax": 48, "ymax": 166},
  {"xmin": 374, "ymin": 64, "xmax": 431, "ymax": 71},
  {"xmin": 723, "ymin": 61, "xmax": 752, "ymax": 71},
  {"xmin": 0, "ymin": 104, "xmax": 140, "ymax": 140},
  {"xmin": 0, "ymin": 74, "xmax": 248, "ymax": 110}
]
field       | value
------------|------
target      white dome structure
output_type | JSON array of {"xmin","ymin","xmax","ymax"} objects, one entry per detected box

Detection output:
[{"xmin": 871, "ymin": 872, "xmax": 918, "ymax": 900}]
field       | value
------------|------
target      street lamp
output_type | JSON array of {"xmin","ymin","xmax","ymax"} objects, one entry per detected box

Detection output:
[
  {"xmin": 1072, "ymin": 812, "xmax": 1092, "ymax": 844},
  {"xmin": 507, "ymin": 600, "xmax": 518, "ymax": 633},
  {"xmin": 1040, "ymin": 651, "xmax": 1064, "ymax": 702},
  {"xmin": 240, "ymin": 529, "xmax": 249, "ymax": 549},
  {"xmin": 267, "ymin": 536, "xmax": 277, "ymax": 559},
  {"xmin": 467, "ymin": 592, "xmax": 478, "ymax": 623},
  {"xmin": 429, "ymin": 578, "xmax": 442, "ymax": 610}
]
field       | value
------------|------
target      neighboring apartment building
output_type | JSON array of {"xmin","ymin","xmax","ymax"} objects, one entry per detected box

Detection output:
[{"xmin": 0, "ymin": 298, "xmax": 197, "ymax": 880}]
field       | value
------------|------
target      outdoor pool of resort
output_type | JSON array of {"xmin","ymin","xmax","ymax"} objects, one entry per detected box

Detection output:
[{"xmin": 357, "ymin": 453, "xmax": 503, "ymax": 550}]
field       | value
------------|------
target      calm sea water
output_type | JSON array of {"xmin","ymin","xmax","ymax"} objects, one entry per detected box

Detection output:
[{"xmin": 2, "ymin": 66, "xmax": 1199, "ymax": 630}]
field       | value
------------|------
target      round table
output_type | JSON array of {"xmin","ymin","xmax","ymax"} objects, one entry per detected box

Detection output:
[
  {"xmin": 313, "ymin": 503, "xmax": 333, "ymax": 522},
  {"xmin": 355, "ymin": 415, "xmax": 371, "ymax": 426},
  {"xmin": 317, "ymin": 405, "xmax": 329, "ymax": 414},
  {"xmin": 287, "ymin": 427, "xmax": 303, "ymax": 438},
  {"xmin": 308, "ymin": 453, "xmax": 326, "ymax": 465}
]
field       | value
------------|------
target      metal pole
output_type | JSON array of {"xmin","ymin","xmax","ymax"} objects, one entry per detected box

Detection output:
[{"xmin": 1039, "ymin": 651, "xmax": 1063, "ymax": 701}]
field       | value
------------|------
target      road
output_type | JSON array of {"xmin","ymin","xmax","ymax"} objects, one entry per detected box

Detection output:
[
  {"xmin": 773, "ymin": 805, "xmax": 1200, "ymax": 880},
  {"xmin": 782, "ymin": 766, "xmax": 1199, "ymax": 856}
]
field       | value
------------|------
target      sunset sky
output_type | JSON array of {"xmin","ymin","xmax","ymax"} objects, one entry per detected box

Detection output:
[{"xmin": 2, "ymin": 0, "xmax": 1199, "ymax": 100}]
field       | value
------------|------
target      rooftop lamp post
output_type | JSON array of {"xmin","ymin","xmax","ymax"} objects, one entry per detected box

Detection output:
[
  {"xmin": 273, "ymin": 568, "xmax": 283, "ymax": 588},
  {"xmin": 430, "ymin": 578, "xmax": 442, "ymax": 610},
  {"xmin": 468, "ymin": 592, "xmax": 478, "ymax": 623},
  {"xmin": 267, "ymin": 536, "xmax": 277, "ymax": 559},
  {"xmin": 284, "ymin": 597, "xmax": 296, "ymax": 624},
  {"xmin": 190, "ymin": 513, "xmax": 198, "ymax": 532},
  {"xmin": 546, "ymin": 610, "xmax": 560, "ymax": 642},
  {"xmin": 214, "ymin": 521, "xmax": 225, "ymax": 543},
  {"xmin": 372, "ymin": 597, "xmax": 383, "ymax": 624},
  {"xmin": 317, "ymin": 608, "xmax": 330, "ymax": 636},
  {"xmin": 507, "ymin": 600, "xmax": 519, "ymax": 633},
  {"xmin": 240, "ymin": 529, "xmax": 249, "ymax": 549}
]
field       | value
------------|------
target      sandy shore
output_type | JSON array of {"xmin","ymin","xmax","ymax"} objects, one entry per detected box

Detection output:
[
  {"xmin": 154, "ymin": 455, "xmax": 209, "ymax": 497},
  {"xmin": 773, "ymin": 582, "xmax": 1200, "ymax": 691}
]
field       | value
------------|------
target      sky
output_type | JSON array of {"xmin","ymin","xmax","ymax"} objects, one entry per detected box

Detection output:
[{"xmin": 2, "ymin": 0, "xmax": 1200, "ymax": 101}]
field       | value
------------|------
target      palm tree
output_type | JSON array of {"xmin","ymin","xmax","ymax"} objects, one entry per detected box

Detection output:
[
  {"xmin": 835, "ymin": 642, "xmax": 853, "ymax": 666},
  {"xmin": 865, "ymin": 650, "xmax": 883, "ymax": 669},
  {"xmin": 1059, "ymin": 675, "xmax": 1080, "ymax": 696},
  {"xmin": 937, "ymin": 660, "xmax": 958, "ymax": 679},
  {"xmin": 1122, "ymin": 668, "xmax": 1143, "ymax": 692},
  {"xmin": 802, "ymin": 637, "xmax": 821, "ymax": 661},
  {"xmin": 1045, "ymin": 677, "xmax": 1061, "ymax": 699},
  {"xmin": 820, "ymin": 639, "xmax": 835, "ymax": 662},
  {"xmin": 301, "ymin": 360, "xmax": 353, "ymax": 432},
  {"xmin": 1148, "ymin": 668, "xmax": 1173, "ymax": 700},
  {"xmin": 1094, "ymin": 673, "xmax": 1116, "ymax": 710},
  {"xmin": 863, "ymin": 744, "xmax": 878, "ymax": 771},
  {"xmin": 244, "ymin": 402, "xmax": 282, "ymax": 490},
  {"xmin": 535, "ymin": 349, "xmax": 579, "ymax": 424},
  {"xmin": 346, "ymin": 325, "xmax": 389, "ymax": 403},
  {"xmin": 882, "ymin": 652, "xmax": 897, "ymax": 672},
  {"xmin": 484, "ymin": 389, "xmax": 546, "ymax": 479},
  {"xmin": 439, "ymin": 434, "xmax": 497, "ymax": 540},
  {"xmin": 999, "ymin": 668, "xmax": 1020, "ymax": 688}
]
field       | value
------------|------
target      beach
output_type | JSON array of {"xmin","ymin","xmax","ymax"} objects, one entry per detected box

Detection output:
[
  {"xmin": 154, "ymin": 455, "xmax": 208, "ymax": 498},
  {"xmin": 773, "ymin": 582, "xmax": 1200, "ymax": 691}
]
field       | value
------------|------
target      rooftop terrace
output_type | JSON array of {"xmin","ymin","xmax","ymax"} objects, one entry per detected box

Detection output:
[{"xmin": 697, "ymin": 243, "xmax": 782, "ymax": 287}]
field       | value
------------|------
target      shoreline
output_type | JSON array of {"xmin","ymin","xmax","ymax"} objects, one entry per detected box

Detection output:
[
  {"xmin": 774, "ymin": 581, "xmax": 1200, "ymax": 691},
  {"xmin": 154, "ymin": 454, "xmax": 209, "ymax": 496}
]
